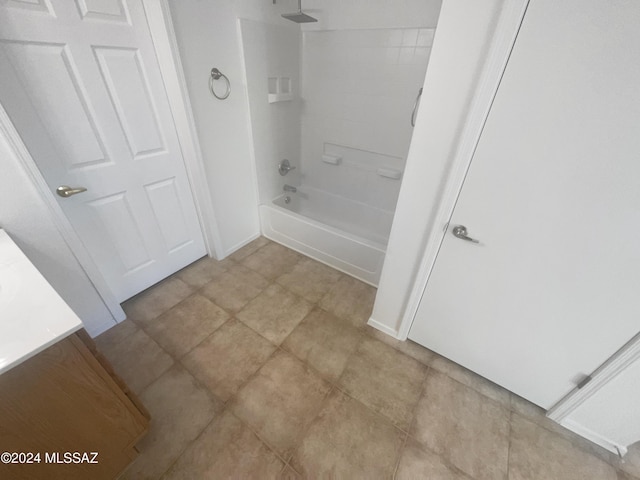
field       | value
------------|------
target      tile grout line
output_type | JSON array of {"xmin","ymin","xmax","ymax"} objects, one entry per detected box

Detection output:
[
  {"xmin": 506, "ymin": 410, "xmax": 514, "ymax": 480},
  {"xmin": 155, "ymin": 409, "xmax": 222, "ymax": 479},
  {"xmin": 392, "ymin": 431, "xmax": 410, "ymax": 479},
  {"xmin": 281, "ymin": 383, "xmax": 339, "ymax": 471},
  {"xmin": 405, "ymin": 365, "xmax": 432, "ymax": 440},
  {"xmin": 402, "ymin": 366, "xmax": 493, "ymax": 480},
  {"xmin": 331, "ymin": 332, "xmax": 428, "ymax": 436},
  {"xmin": 215, "ymin": 347, "xmax": 333, "ymax": 472},
  {"xmin": 165, "ymin": 349, "xmax": 293, "ymax": 474}
]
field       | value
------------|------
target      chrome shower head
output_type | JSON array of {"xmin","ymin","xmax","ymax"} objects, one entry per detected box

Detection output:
[{"xmin": 281, "ymin": 0, "xmax": 317, "ymax": 23}]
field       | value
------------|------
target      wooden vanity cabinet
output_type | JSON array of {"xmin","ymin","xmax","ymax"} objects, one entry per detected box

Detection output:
[{"xmin": 0, "ymin": 330, "xmax": 149, "ymax": 480}]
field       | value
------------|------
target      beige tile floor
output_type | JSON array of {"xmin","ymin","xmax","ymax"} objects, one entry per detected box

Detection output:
[{"xmin": 96, "ymin": 237, "xmax": 640, "ymax": 480}]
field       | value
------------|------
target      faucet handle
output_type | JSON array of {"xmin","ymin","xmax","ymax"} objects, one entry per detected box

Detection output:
[{"xmin": 278, "ymin": 159, "xmax": 296, "ymax": 176}]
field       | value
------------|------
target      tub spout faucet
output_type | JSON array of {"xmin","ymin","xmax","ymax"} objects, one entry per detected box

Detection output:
[{"xmin": 283, "ymin": 184, "xmax": 297, "ymax": 193}]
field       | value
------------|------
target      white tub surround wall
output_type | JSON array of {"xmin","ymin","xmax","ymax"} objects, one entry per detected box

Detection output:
[
  {"xmin": 0, "ymin": 130, "xmax": 115, "ymax": 337},
  {"xmin": 300, "ymin": 27, "xmax": 434, "ymax": 215},
  {"xmin": 370, "ymin": 0, "xmax": 505, "ymax": 337},
  {"xmin": 301, "ymin": 0, "xmax": 442, "ymax": 31},
  {"xmin": 239, "ymin": 20, "xmax": 301, "ymax": 205}
]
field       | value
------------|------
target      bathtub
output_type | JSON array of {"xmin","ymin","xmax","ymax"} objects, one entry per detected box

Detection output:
[{"xmin": 259, "ymin": 186, "xmax": 393, "ymax": 286}]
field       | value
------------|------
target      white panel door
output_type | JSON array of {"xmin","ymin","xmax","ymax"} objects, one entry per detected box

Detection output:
[
  {"xmin": 409, "ymin": 0, "xmax": 640, "ymax": 409},
  {"xmin": 0, "ymin": 0, "xmax": 206, "ymax": 302}
]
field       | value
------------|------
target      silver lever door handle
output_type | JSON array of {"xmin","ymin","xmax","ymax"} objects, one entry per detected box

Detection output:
[
  {"xmin": 452, "ymin": 225, "xmax": 479, "ymax": 243},
  {"xmin": 56, "ymin": 185, "xmax": 87, "ymax": 198}
]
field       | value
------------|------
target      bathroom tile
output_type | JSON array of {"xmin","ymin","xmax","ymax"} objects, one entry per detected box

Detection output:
[
  {"xmin": 385, "ymin": 47, "xmax": 400, "ymax": 65},
  {"xmin": 95, "ymin": 317, "xmax": 139, "ymax": 351},
  {"xmin": 175, "ymin": 256, "xmax": 234, "ymax": 289},
  {"xmin": 388, "ymin": 29, "xmax": 404, "ymax": 47},
  {"xmin": 401, "ymin": 28, "xmax": 419, "ymax": 46},
  {"xmin": 619, "ymin": 472, "xmax": 640, "ymax": 480},
  {"xmin": 508, "ymin": 393, "xmax": 623, "ymax": 473},
  {"xmin": 411, "ymin": 370, "xmax": 510, "ymax": 480},
  {"xmin": 276, "ymin": 257, "xmax": 342, "ymax": 303},
  {"xmin": 319, "ymin": 275, "xmax": 376, "ymax": 328},
  {"xmin": 417, "ymin": 28, "xmax": 436, "ymax": 47},
  {"xmin": 123, "ymin": 276, "xmax": 195, "ymax": 323},
  {"xmin": 430, "ymin": 353, "xmax": 511, "ymax": 408},
  {"xmin": 200, "ymin": 264, "xmax": 269, "ymax": 313},
  {"xmin": 228, "ymin": 236, "xmax": 271, "ymax": 262},
  {"xmin": 279, "ymin": 466, "xmax": 302, "ymax": 479},
  {"xmin": 139, "ymin": 294, "xmax": 229, "ymax": 358},
  {"xmin": 237, "ymin": 284, "xmax": 313, "ymax": 345},
  {"xmin": 289, "ymin": 389, "xmax": 405, "ymax": 478},
  {"xmin": 396, "ymin": 438, "xmax": 471, "ymax": 480},
  {"xmin": 338, "ymin": 336, "xmax": 427, "ymax": 430},
  {"xmin": 230, "ymin": 350, "xmax": 331, "ymax": 459},
  {"xmin": 282, "ymin": 308, "xmax": 363, "ymax": 382},
  {"xmin": 163, "ymin": 411, "xmax": 284, "ymax": 480},
  {"xmin": 509, "ymin": 413, "xmax": 618, "ymax": 480},
  {"xmin": 241, "ymin": 241, "xmax": 301, "ymax": 280},
  {"xmin": 181, "ymin": 319, "xmax": 277, "ymax": 402},
  {"xmin": 619, "ymin": 442, "xmax": 640, "ymax": 479},
  {"xmin": 509, "ymin": 393, "xmax": 580, "ymax": 443},
  {"xmin": 564, "ymin": 421, "xmax": 623, "ymax": 470},
  {"xmin": 364, "ymin": 325, "xmax": 433, "ymax": 366},
  {"xmin": 95, "ymin": 319, "xmax": 173, "ymax": 394},
  {"xmin": 121, "ymin": 365, "xmax": 222, "ymax": 480},
  {"xmin": 398, "ymin": 47, "xmax": 415, "ymax": 65}
]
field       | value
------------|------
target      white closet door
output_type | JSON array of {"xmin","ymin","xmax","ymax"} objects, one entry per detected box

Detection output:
[{"xmin": 409, "ymin": 0, "xmax": 640, "ymax": 409}]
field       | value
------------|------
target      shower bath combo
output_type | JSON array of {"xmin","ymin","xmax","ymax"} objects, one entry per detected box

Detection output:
[{"xmin": 242, "ymin": 3, "xmax": 433, "ymax": 285}]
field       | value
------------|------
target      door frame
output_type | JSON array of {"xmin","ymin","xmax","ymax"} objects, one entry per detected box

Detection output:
[
  {"xmin": 397, "ymin": 0, "xmax": 530, "ymax": 341},
  {"xmin": 142, "ymin": 0, "xmax": 225, "ymax": 260},
  {"xmin": 0, "ymin": 0, "xmax": 225, "ymax": 323},
  {"xmin": 0, "ymin": 104, "xmax": 126, "ymax": 322},
  {"xmin": 399, "ymin": 0, "xmax": 640, "ymax": 429}
]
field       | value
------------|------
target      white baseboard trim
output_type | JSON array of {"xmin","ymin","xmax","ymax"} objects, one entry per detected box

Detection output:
[
  {"xmin": 223, "ymin": 232, "xmax": 261, "ymax": 259},
  {"xmin": 367, "ymin": 317, "xmax": 400, "ymax": 339}
]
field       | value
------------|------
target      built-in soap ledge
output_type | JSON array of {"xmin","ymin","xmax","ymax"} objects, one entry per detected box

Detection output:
[
  {"xmin": 377, "ymin": 168, "xmax": 402, "ymax": 180},
  {"xmin": 268, "ymin": 93, "xmax": 293, "ymax": 103},
  {"xmin": 322, "ymin": 154, "xmax": 342, "ymax": 165},
  {"xmin": 268, "ymin": 76, "xmax": 293, "ymax": 103}
]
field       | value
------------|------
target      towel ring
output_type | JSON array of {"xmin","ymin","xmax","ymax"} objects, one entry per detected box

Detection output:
[{"xmin": 209, "ymin": 68, "xmax": 230, "ymax": 100}]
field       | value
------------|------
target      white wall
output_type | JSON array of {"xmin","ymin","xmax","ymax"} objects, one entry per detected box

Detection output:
[
  {"xmin": 300, "ymin": 27, "xmax": 434, "ymax": 215},
  {"xmin": 167, "ymin": 0, "xmax": 263, "ymax": 256},
  {"xmin": 301, "ymin": 0, "xmax": 442, "ymax": 30},
  {"xmin": 370, "ymin": 0, "xmax": 505, "ymax": 334},
  {"xmin": 239, "ymin": 19, "xmax": 301, "ymax": 204},
  {"xmin": 0, "ymin": 132, "xmax": 115, "ymax": 337}
]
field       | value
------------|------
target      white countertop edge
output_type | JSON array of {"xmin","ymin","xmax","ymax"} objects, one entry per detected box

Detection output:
[
  {"xmin": 0, "ymin": 323, "xmax": 83, "ymax": 375},
  {"xmin": 1, "ymin": 229, "xmax": 85, "ymax": 375}
]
